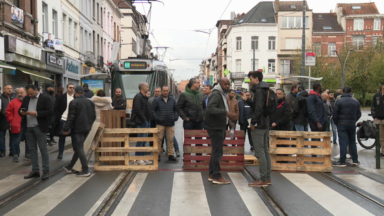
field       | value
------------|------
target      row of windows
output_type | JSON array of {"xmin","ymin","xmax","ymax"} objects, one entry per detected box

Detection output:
[
  {"xmin": 236, "ymin": 36, "xmax": 276, "ymax": 51},
  {"xmin": 354, "ymin": 18, "xmax": 381, "ymax": 31},
  {"xmin": 234, "ymin": 59, "xmax": 276, "ymax": 73}
]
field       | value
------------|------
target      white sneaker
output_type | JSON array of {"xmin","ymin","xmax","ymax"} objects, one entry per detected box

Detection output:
[
  {"xmin": 134, "ymin": 160, "xmax": 147, "ymax": 165},
  {"xmin": 334, "ymin": 154, "xmax": 340, "ymax": 159},
  {"xmin": 144, "ymin": 160, "xmax": 153, "ymax": 165},
  {"xmin": 346, "ymin": 154, "xmax": 351, "ymax": 159}
]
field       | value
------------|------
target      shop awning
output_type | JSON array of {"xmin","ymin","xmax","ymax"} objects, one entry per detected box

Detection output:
[
  {"xmin": 0, "ymin": 62, "xmax": 16, "ymax": 74},
  {"xmin": 17, "ymin": 67, "xmax": 53, "ymax": 81}
]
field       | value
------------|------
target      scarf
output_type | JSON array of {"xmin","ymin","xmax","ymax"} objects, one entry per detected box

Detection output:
[
  {"xmin": 212, "ymin": 84, "xmax": 229, "ymax": 124},
  {"xmin": 308, "ymin": 90, "xmax": 321, "ymax": 96}
]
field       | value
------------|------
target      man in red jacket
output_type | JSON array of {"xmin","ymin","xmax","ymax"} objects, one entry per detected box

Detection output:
[{"xmin": 6, "ymin": 87, "xmax": 26, "ymax": 162}]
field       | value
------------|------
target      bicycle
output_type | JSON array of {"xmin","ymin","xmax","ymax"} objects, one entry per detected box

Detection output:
[{"xmin": 356, "ymin": 114, "xmax": 376, "ymax": 149}]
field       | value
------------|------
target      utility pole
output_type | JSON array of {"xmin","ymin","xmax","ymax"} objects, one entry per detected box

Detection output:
[{"xmin": 301, "ymin": 0, "xmax": 306, "ymax": 76}]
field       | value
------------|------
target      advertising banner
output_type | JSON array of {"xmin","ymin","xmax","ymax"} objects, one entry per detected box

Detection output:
[
  {"xmin": 43, "ymin": 33, "xmax": 64, "ymax": 52},
  {"xmin": 11, "ymin": 5, "xmax": 24, "ymax": 23},
  {"xmin": 81, "ymin": 79, "xmax": 104, "ymax": 95},
  {"xmin": 83, "ymin": 64, "xmax": 96, "ymax": 75},
  {"xmin": 0, "ymin": 37, "xmax": 4, "ymax": 61}
]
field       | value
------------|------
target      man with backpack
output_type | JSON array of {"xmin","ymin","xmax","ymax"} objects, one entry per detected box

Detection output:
[
  {"xmin": 293, "ymin": 85, "xmax": 308, "ymax": 131},
  {"xmin": 243, "ymin": 70, "xmax": 277, "ymax": 187}
]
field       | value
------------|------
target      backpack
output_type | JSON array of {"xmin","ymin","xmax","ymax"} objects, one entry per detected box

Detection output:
[
  {"xmin": 298, "ymin": 97, "xmax": 308, "ymax": 117},
  {"xmin": 263, "ymin": 89, "xmax": 278, "ymax": 116}
]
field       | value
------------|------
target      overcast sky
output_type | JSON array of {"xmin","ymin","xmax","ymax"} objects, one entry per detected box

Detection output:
[{"xmin": 135, "ymin": 0, "xmax": 384, "ymax": 82}]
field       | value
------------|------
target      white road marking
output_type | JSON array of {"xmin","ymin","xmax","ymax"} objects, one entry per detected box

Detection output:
[
  {"xmin": 335, "ymin": 174, "xmax": 384, "ymax": 201},
  {"xmin": 0, "ymin": 175, "xmax": 32, "ymax": 196}
]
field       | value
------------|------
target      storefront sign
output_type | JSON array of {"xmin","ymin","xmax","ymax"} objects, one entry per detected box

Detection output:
[
  {"xmin": 5, "ymin": 36, "xmax": 41, "ymax": 60},
  {"xmin": 83, "ymin": 64, "xmax": 96, "ymax": 75},
  {"xmin": 46, "ymin": 53, "xmax": 63, "ymax": 67},
  {"xmin": 65, "ymin": 58, "xmax": 81, "ymax": 74},
  {"xmin": 11, "ymin": 5, "xmax": 24, "ymax": 24},
  {"xmin": 0, "ymin": 37, "xmax": 4, "ymax": 61},
  {"xmin": 305, "ymin": 52, "xmax": 316, "ymax": 66}
]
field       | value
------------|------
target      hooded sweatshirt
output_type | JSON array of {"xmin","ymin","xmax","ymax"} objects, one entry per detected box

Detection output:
[
  {"xmin": 205, "ymin": 85, "xmax": 229, "ymax": 130},
  {"xmin": 176, "ymin": 84, "xmax": 205, "ymax": 122},
  {"xmin": 91, "ymin": 96, "xmax": 113, "ymax": 122}
]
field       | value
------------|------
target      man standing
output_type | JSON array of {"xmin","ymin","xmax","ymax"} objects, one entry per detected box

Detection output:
[
  {"xmin": 333, "ymin": 87, "xmax": 361, "ymax": 167},
  {"xmin": 54, "ymin": 84, "xmax": 75, "ymax": 159},
  {"xmin": 227, "ymin": 89, "xmax": 239, "ymax": 130},
  {"xmin": 328, "ymin": 91, "xmax": 337, "ymax": 144},
  {"xmin": 151, "ymin": 86, "xmax": 179, "ymax": 161},
  {"xmin": 205, "ymin": 78, "xmax": 236, "ymax": 184},
  {"xmin": 270, "ymin": 89, "xmax": 291, "ymax": 131},
  {"xmin": 44, "ymin": 83, "xmax": 56, "ymax": 146},
  {"xmin": 83, "ymin": 84, "xmax": 94, "ymax": 98},
  {"xmin": 238, "ymin": 91, "xmax": 254, "ymax": 151},
  {"xmin": 245, "ymin": 71, "xmax": 272, "ymax": 187},
  {"xmin": 371, "ymin": 82, "xmax": 384, "ymax": 157},
  {"xmin": 132, "ymin": 82, "xmax": 151, "ymax": 165},
  {"xmin": 306, "ymin": 82, "xmax": 327, "ymax": 132},
  {"xmin": 293, "ymin": 85, "xmax": 309, "ymax": 131},
  {"xmin": 0, "ymin": 84, "xmax": 15, "ymax": 157},
  {"xmin": 62, "ymin": 86, "xmax": 96, "ymax": 177},
  {"xmin": 285, "ymin": 84, "xmax": 298, "ymax": 131},
  {"xmin": 112, "ymin": 88, "xmax": 126, "ymax": 110},
  {"xmin": 148, "ymin": 87, "xmax": 161, "ymax": 148},
  {"xmin": 204, "ymin": 85, "xmax": 213, "ymax": 107},
  {"xmin": 6, "ymin": 88, "xmax": 26, "ymax": 162},
  {"xmin": 20, "ymin": 85, "xmax": 53, "ymax": 180}
]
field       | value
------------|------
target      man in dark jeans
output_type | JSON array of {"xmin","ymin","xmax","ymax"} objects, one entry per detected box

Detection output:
[
  {"xmin": 63, "ymin": 86, "xmax": 96, "ymax": 177},
  {"xmin": 0, "ymin": 84, "xmax": 15, "ymax": 157},
  {"xmin": 285, "ymin": 84, "xmax": 299, "ymax": 131},
  {"xmin": 205, "ymin": 78, "xmax": 236, "ymax": 184},
  {"xmin": 238, "ymin": 91, "xmax": 253, "ymax": 150},
  {"xmin": 332, "ymin": 87, "xmax": 361, "ymax": 167}
]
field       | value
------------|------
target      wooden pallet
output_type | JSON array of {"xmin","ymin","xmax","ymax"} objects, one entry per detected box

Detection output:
[
  {"xmin": 270, "ymin": 131, "xmax": 333, "ymax": 172},
  {"xmin": 244, "ymin": 155, "xmax": 259, "ymax": 166},
  {"xmin": 183, "ymin": 130, "xmax": 245, "ymax": 171}
]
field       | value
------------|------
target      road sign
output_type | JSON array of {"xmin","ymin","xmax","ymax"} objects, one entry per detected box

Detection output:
[{"xmin": 305, "ymin": 52, "xmax": 316, "ymax": 66}]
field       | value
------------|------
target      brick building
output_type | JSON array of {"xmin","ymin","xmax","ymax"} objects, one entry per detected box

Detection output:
[{"xmin": 215, "ymin": 20, "xmax": 231, "ymax": 79}]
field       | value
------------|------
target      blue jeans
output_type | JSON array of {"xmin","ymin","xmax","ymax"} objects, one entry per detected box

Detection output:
[
  {"xmin": 337, "ymin": 124, "xmax": 358, "ymax": 163},
  {"xmin": 10, "ymin": 133, "xmax": 21, "ymax": 156},
  {"xmin": 0, "ymin": 130, "xmax": 13, "ymax": 152},
  {"xmin": 331, "ymin": 119, "xmax": 337, "ymax": 143},
  {"xmin": 136, "ymin": 121, "xmax": 149, "ymax": 156},
  {"xmin": 58, "ymin": 120, "xmax": 67, "ymax": 155},
  {"xmin": 295, "ymin": 124, "xmax": 308, "ymax": 132}
]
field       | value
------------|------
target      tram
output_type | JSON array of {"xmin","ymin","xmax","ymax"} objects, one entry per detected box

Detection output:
[{"xmin": 110, "ymin": 58, "xmax": 178, "ymax": 127}]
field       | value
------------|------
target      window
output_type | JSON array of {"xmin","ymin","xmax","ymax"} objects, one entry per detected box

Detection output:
[
  {"xmin": 80, "ymin": 28, "xmax": 83, "ymax": 52},
  {"xmin": 12, "ymin": 0, "xmax": 19, "ymax": 7},
  {"xmin": 236, "ymin": 60, "xmax": 241, "ymax": 72},
  {"xmin": 313, "ymin": 43, "xmax": 321, "ymax": 56},
  {"xmin": 62, "ymin": 13, "xmax": 66, "ymax": 41},
  {"xmin": 354, "ymin": 19, "xmax": 364, "ymax": 31},
  {"xmin": 353, "ymin": 35, "xmax": 364, "ymax": 50},
  {"xmin": 268, "ymin": 60, "xmax": 275, "ymax": 73},
  {"xmin": 68, "ymin": 19, "xmax": 72, "ymax": 46},
  {"xmin": 236, "ymin": 37, "xmax": 242, "ymax": 50},
  {"xmin": 42, "ymin": 3, "xmax": 48, "ymax": 32},
  {"xmin": 93, "ymin": 0, "xmax": 95, "ymax": 18},
  {"xmin": 73, "ymin": 22, "xmax": 77, "ymax": 49},
  {"xmin": 290, "ymin": 5, "xmax": 296, "ymax": 9},
  {"xmin": 374, "ymin": 19, "xmax": 381, "ymax": 30},
  {"xmin": 89, "ymin": 33, "xmax": 92, "ymax": 52},
  {"xmin": 97, "ymin": 3, "xmax": 99, "ymax": 22},
  {"xmin": 281, "ymin": 17, "xmax": 309, "ymax": 28},
  {"xmin": 251, "ymin": 36, "xmax": 258, "ymax": 50},
  {"xmin": 101, "ymin": 8, "xmax": 103, "ymax": 26},
  {"xmin": 373, "ymin": 36, "xmax": 379, "ymax": 46},
  {"xmin": 268, "ymin": 37, "xmax": 276, "ymax": 50},
  {"xmin": 280, "ymin": 60, "xmax": 290, "ymax": 76},
  {"xmin": 251, "ymin": 59, "xmax": 258, "ymax": 71},
  {"xmin": 52, "ymin": 10, "xmax": 58, "ymax": 37},
  {"xmin": 132, "ymin": 39, "xmax": 137, "ymax": 54},
  {"xmin": 323, "ymin": 26, "xmax": 332, "ymax": 30},
  {"xmin": 352, "ymin": 6, "xmax": 361, "ymax": 10},
  {"xmin": 97, "ymin": 34, "xmax": 100, "ymax": 56},
  {"xmin": 285, "ymin": 38, "xmax": 301, "ymax": 49},
  {"xmin": 328, "ymin": 43, "xmax": 336, "ymax": 56}
]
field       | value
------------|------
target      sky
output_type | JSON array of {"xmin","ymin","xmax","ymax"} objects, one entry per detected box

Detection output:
[{"xmin": 135, "ymin": 0, "xmax": 384, "ymax": 82}]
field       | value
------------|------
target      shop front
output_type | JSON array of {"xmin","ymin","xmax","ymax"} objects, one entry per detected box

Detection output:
[
  {"xmin": 43, "ymin": 51, "xmax": 65, "ymax": 90},
  {"xmin": 63, "ymin": 57, "xmax": 82, "ymax": 87}
]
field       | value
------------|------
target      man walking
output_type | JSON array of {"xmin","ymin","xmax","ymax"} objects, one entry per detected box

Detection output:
[
  {"xmin": 54, "ymin": 84, "xmax": 75, "ymax": 159},
  {"xmin": 6, "ymin": 88, "xmax": 26, "ymax": 162},
  {"xmin": 238, "ymin": 91, "xmax": 254, "ymax": 151},
  {"xmin": 44, "ymin": 83, "xmax": 56, "ymax": 146},
  {"xmin": 333, "ymin": 87, "xmax": 361, "ymax": 167},
  {"xmin": 0, "ymin": 84, "xmax": 15, "ymax": 157},
  {"xmin": 20, "ymin": 84, "xmax": 53, "ymax": 180},
  {"xmin": 227, "ymin": 89, "xmax": 239, "ymax": 130},
  {"xmin": 132, "ymin": 82, "xmax": 151, "ymax": 165},
  {"xmin": 112, "ymin": 88, "xmax": 126, "ymax": 110},
  {"xmin": 151, "ymin": 86, "xmax": 179, "ymax": 162},
  {"xmin": 83, "ymin": 84, "xmax": 94, "ymax": 98},
  {"xmin": 371, "ymin": 81, "xmax": 384, "ymax": 157},
  {"xmin": 286, "ymin": 84, "xmax": 298, "ymax": 131},
  {"xmin": 205, "ymin": 78, "xmax": 236, "ymax": 184},
  {"xmin": 62, "ymin": 86, "xmax": 96, "ymax": 177},
  {"xmin": 293, "ymin": 85, "xmax": 309, "ymax": 131},
  {"xmin": 307, "ymin": 82, "xmax": 327, "ymax": 132}
]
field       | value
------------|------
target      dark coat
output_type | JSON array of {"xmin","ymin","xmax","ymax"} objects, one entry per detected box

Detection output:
[
  {"xmin": 238, "ymin": 99, "xmax": 252, "ymax": 126},
  {"xmin": 293, "ymin": 91, "xmax": 309, "ymax": 125},
  {"xmin": 306, "ymin": 91, "xmax": 327, "ymax": 131},
  {"xmin": 112, "ymin": 97, "xmax": 127, "ymax": 110},
  {"xmin": 176, "ymin": 85, "xmax": 205, "ymax": 122},
  {"xmin": 131, "ymin": 92, "xmax": 150, "ymax": 125},
  {"xmin": 333, "ymin": 94, "xmax": 361, "ymax": 125},
  {"xmin": 371, "ymin": 92, "xmax": 384, "ymax": 120},
  {"xmin": 54, "ymin": 92, "xmax": 69, "ymax": 119},
  {"xmin": 43, "ymin": 90, "xmax": 56, "ymax": 125},
  {"xmin": 84, "ymin": 89, "xmax": 94, "ymax": 98},
  {"xmin": 246, "ymin": 82, "xmax": 270, "ymax": 130},
  {"xmin": 205, "ymin": 89, "xmax": 227, "ymax": 130},
  {"xmin": 63, "ymin": 95, "xmax": 96, "ymax": 133},
  {"xmin": 271, "ymin": 98, "xmax": 291, "ymax": 131},
  {"xmin": 151, "ymin": 96, "xmax": 179, "ymax": 126},
  {"xmin": 285, "ymin": 91, "xmax": 297, "ymax": 119},
  {"xmin": 19, "ymin": 93, "xmax": 54, "ymax": 133},
  {"xmin": 0, "ymin": 93, "xmax": 16, "ymax": 130}
]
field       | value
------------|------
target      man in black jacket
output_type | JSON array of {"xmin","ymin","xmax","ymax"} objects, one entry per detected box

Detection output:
[
  {"xmin": 286, "ymin": 84, "xmax": 299, "ymax": 131},
  {"xmin": 271, "ymin": 89, "xmax": 291, "ymax": 131},
  {"xmin": 20, "ymin": 84, "xmax": 53, "ymax": 180},
  {"xmin": 132, "ymin": 82, "xmax": 151, "ymax": 164},
  {"xmin": 152, "ymin": 86, "xmax": 179, "ymax": 162},
  {"xmin": 238, "ymin": 91, "xmax": 253, "ymax": 150},
  {"xmin": 333, "ymin": 87, "xmax": 361, "ymax": 167},
  {"xmin": 371, "ymin": 81, "xmax": 384, "ymax": 157},
  {"xmin": 293, "ymin": 86, "xmax": 309, "ymax": 131},
  {"xmin": 148, "ymin": 87, "xmax": 161, "ymax": 148},
  {"xmin": 62, "ymin": 86, "xmax": 96, "ymax": 177},
  {"xmin": 112, "ymin": 88, "xmax": 126, "ymax": 110},
  {"xmin": 205, "ymin": 78, "xmax": 236, "ymax": 185},
  {"xmin": 307, "ymin": 82, "xmax": 327, "ymax": 132},
  {"xmin": 43, "ymin": 83, "xmax": 56, "ymax": 145},
  {"xmin": 83, "ymin": 84, "xmax": 94, "ymax": 98},
  {"xmin": 0, "ymin": 84, "xmax": 15, "ymax": 157}
]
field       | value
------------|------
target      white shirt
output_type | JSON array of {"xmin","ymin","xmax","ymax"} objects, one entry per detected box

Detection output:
[{"xmin": 61, "ymin": 93, "xmax": 74, "ymax": 121}]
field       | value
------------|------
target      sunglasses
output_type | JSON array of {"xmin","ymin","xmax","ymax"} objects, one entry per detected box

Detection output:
[{"xmin": 68, "ymin": 87, "xmax": 74, "ymax": 89}]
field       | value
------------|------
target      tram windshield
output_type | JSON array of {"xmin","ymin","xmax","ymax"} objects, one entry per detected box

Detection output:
[{"xmin": 120, "ymin": 73, "xmax": 152, "ymax": 99}]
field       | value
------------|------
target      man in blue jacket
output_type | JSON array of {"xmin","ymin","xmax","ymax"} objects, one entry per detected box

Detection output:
[
  {"xmin": 306, "ymin": 82, "xmax": 327, "ymax": 132},
  {"xmin": 152, "ymin": 86, "xmax": 179, "ymax": 161},
  {"xmin": 332, "ymin": 87, "xmax": 361, "ymax": 167}
]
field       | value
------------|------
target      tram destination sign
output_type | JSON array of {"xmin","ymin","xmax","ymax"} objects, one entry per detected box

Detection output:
[{"xmin": 124, "ymin": 62, "xmax": 147, "ymax": 69}]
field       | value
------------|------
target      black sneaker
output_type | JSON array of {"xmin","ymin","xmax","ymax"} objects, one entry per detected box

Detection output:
[
  {"xmin": 352, "ymin": 161, "xmax": 360, "ymax": 166},
  {"xmin": 58, "ymin": 154, "xmax": 63, "ymax": 159},
  {"xmin": 76, "ymin": 171, "xmax": 91, "ymax": 177},
  {"xmin": 0, "ymin": 151, "xmax": 5, "ymax": 157},
  {"xmin": 64, "ymin": 165, "xmax": 72, "ymax": 174},
  {"xmin": 168, "ymin": 155, "xmax": 177, "ymax": 161},
  {"xmin": 333, "ymin": 161, "xmax": 346, "ymax": 167},
  {"xmin": 9, "ymin": 152, "xmax": 14, "ymax": 157},
  {"xmin": 250, "ymin": 146, "xmax": 254, "ymax": 151}
]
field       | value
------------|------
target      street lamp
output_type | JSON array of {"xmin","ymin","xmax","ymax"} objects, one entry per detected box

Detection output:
[{"xmin": 333, "ymin": 49, "xmax": 354, "ymax": 88}]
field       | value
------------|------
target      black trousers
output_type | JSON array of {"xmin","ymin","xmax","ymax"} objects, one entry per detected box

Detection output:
[
  {"xmin": 69, "ymin": 132, "xmax": 89, "ymax": 173},
  {"xmin": 240, "ymin": 122, "xmax": 253, "ymax": 147},
  {"xmin": 207, "ymin": 129, "xmax": 225, "ymax": 179}
]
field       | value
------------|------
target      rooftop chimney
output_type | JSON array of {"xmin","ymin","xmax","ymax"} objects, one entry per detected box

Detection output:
[
  {"xmin": 230, "ymin": 11, "xmax": 236, "ymax": 21},
  {"xmin": 275, "ymin": 0, "xmax": 280, "ymax": 13}
]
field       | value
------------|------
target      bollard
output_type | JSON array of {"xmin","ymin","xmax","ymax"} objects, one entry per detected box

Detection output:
[{"xmin": 376, "ymin": 123, "xmax": 381, "ymax": 169}]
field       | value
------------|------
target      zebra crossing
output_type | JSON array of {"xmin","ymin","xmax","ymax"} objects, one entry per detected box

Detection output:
[{"xmin": 0, "ymin": 171, "xmax": 384, "ymax": 216}]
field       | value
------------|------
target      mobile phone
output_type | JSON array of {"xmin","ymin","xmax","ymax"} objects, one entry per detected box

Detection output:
[{"xmin": 20, "ymin": 108, "xmax": 26, "ymax": 112}]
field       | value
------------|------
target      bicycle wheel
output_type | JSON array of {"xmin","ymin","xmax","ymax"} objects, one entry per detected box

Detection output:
[{"xmin": 357, "ymin": 133, "xmax": 376, "ymax": 149}]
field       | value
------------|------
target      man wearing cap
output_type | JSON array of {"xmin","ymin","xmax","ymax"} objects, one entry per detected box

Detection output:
[
  {"xmin": 83, "ymin": 84, "xmax": 94, "ymax": 98},
  {"xmin": 62, "ymin": 86, "xmax": 96, "ymax": 177},
  {"xmin": 43, "ymin": 83, "xmax": 56, "ymax": 145}
]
